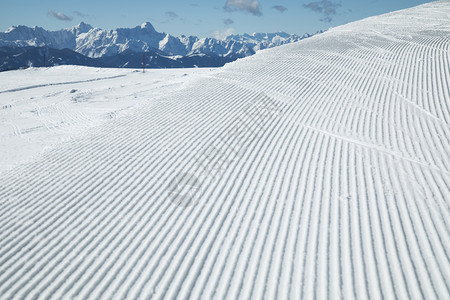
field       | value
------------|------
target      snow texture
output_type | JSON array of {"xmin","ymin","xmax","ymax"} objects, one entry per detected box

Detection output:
[{"xmin": 0, "ymin": 1, "xmax": 449, "ymax": 299}]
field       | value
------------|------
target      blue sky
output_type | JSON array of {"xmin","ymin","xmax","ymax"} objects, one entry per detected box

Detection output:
[{"xmin": 1, "ymin": 0, "xmax": 432, "ymax": 37}]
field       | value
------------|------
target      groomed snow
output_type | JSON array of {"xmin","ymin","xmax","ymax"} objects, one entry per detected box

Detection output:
[
  {"xmin": 0, "ymin": 1, "xmax": 449, "ymax": 299},
  {"xmin": 0, "ymin": 66, "xmax": 214, "ymax": 172}
]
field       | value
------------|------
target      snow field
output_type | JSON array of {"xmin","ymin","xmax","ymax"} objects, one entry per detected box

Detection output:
[{"xmin": 0, "ymin": 1, "xmax": 449, "ymax": 299}]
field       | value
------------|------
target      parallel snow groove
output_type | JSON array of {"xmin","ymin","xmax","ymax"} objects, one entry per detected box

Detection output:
[{"xmin": 1, "ymin": 1, "xmax": 450, "ymax": 299}]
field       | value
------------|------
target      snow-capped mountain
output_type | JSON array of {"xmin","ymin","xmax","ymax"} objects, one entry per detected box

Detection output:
[
  {"xmin": 224, "ymin": 31, "xmax": 317, "ymax": 51},
  {"xmin": 0, "ymin": 22, "xmax": 314, "ymax": 58},
  {"xmin": 0, "ymin": 46, "xmax": 238, "ymax": 72}
]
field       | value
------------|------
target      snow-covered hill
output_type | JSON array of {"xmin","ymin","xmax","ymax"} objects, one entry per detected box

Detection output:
[
  {"xmin": 0, "ymin": 22, "xmax": 312, "ymax": 58},
  {"xmin": 0, "ymin": 1, "xmax": 449, "ymax": 299},
  {"xmin": 0, "ymin": 66, "xmax": 213, "ymax": 172}
]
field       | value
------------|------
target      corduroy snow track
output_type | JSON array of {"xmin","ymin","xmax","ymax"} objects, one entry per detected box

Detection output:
[{"xmin": 0, "ymin": 1, "xmax": 449, "ymax": 299}]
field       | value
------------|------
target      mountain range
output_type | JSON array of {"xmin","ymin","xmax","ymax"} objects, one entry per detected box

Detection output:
[{"xmin": 0, "ymin": 22, "xmax": 320, "ymax": 71}]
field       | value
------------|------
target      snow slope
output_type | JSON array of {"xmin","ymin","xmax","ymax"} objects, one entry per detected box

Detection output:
[
  {"xmin": 0, "ymin": 66, "xmax": 214, "ymax": 172},
  {"xmin": 0, "ymin": 1, "xmax": 449, "ymax": 299}
]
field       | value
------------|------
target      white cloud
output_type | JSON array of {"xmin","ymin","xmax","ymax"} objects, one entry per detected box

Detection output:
[
  {"xmin": 48, "ymin": 10, "xmax": 73, "ymax": 21},
  {"xmin": 73, "ymin": 11, "xmax": 88, "ymax": 18},
  {"xmin": 212, "ymin": 28, "xmax": 235, "ymax": 40},
  {"xmin": 224, "ymin": 0, "xmax": 262, "ymax": 16},
  {"xmin": 224, "ymin": 18, "xmax": 234, "ymax": 25},
  {"xmin": 165, "ymin": 11, "xmax": 179, "ymax": 19},
  {"xmin": 273, "ymin": 5, "xmax": 287, "ymax": 13},
  {"xmin": 303, "ymin": 0, "xmax": 342, "ymax": 22}
]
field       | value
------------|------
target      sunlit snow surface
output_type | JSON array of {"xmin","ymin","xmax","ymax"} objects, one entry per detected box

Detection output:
[
  {"xmin": 0, "ymin": 1, "xmax": 449, "ymax": 299},
  {"xmin": 0, "ymin": 67, "xmax": 213, "ymax": 172}
]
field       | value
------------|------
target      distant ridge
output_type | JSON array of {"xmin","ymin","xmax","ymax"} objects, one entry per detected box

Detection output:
[
  {"xmin": 0, "ymin": 22, "xmax": 320, "ymax": 71},
  {"xmin": 0, "ymin": 22, "xmax": 318, "ymax": 58},
  {"xmin": 0, "ymin": 46, "xmax": 238, "ymax": 72}
]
